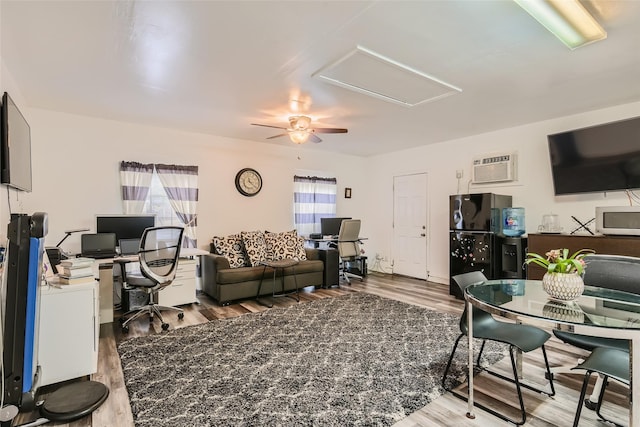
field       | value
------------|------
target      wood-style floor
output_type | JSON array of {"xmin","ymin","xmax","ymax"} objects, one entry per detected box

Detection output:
[{"xmin": 23, "ymin": 273, "xmax": 629, "ymax": 426}]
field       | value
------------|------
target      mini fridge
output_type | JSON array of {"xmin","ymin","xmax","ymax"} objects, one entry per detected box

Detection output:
[{"xmin": 449, "ymin": 193, "xmax": 512, "ymax": 299}]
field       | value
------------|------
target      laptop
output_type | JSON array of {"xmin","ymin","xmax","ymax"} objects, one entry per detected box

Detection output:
[
  {"xmin": 80, "ymin": 233, "xmax": 117, "ymax": 259},
  {"xmin": 118, "ymin": 238, "xmax": 140, "ymax": 256}
]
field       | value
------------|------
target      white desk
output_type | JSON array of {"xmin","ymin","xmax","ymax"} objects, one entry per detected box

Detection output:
[
  {"xmin": 93, "ymin": 248, "xmax": 208, "ymax": 323},
  {"xmin": 38, "ymin": 281, "xmax": 99, "ymax": 386}
]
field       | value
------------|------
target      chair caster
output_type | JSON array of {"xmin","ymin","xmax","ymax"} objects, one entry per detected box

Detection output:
[
  {"xmin": 161, "ymin": 323, "xmax": 169, "ymax": 331},
  {"xmin": 122, "ymin": 325, "xmax": 129, "ymax": 333},
  {"xmin": 178, "ymin": 312, "xmax": 184, "ymax": 320},
  {"xmin": 584, "ymin": 398, "xmax": 598, "ymax": 410}
]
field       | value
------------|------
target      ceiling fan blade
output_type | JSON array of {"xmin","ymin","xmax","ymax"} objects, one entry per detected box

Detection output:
[
  {"xmin": 251, "ymin": 123, "xmax": 288, "ymax": 130},
  {"xmin": 312, "ymin": 127, "xmax": 348, "ymax": 134},
  {"xmin": 266, "ymin": 133, "xmax": 288, "ymax": 140},
  {"xmin": 310, "ymin": 134, "xmax": 322, "ymax": 143}
]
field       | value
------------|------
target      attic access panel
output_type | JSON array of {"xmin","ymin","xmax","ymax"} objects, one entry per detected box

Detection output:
[{"xmin": 312, "ymin": 46, "xmax": 461, "ymax": 107}]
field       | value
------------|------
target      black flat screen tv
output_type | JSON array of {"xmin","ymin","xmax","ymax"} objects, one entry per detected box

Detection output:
[
  {"xmin": 548, "ymin": 116, "xmax": 640, "ymax": 195},
  {"xmin": 96, "ymin": 215, "xmax": 155, "ymax": 243},
  {"xmin": 1, "ymin": 92, "xmax": 32, "ymax": 192}
]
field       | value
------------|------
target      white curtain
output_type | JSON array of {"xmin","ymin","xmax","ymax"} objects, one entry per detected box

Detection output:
[
  {"xmin": 155, "ymin": 164, "xmax": 199, "ymax": 248},
  {"xmin": 293, "ymin": 175, "xmax": 337, "ymax": 236},
  {"xmin": 119, "ymin": 161, "xmax": 154, "ymax": 214}
]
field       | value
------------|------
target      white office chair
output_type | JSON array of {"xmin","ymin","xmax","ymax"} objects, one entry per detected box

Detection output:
[{"xmin": 337, "ymin": 219, "xmax": 364, "ymax": 283}]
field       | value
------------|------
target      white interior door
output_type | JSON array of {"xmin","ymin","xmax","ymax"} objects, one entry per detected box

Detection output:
[{"xmin": 393, "ymin": 173, "xmax": 428, "ymax": 279}]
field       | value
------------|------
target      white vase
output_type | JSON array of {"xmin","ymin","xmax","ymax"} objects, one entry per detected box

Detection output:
[{"xmin": 542, "ymin": 272, "xmax": 584, "ymax": 301}]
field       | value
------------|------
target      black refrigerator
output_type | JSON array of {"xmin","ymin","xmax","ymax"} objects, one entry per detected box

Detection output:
[{"xmin": 449, "ymin": 193, "xmax": 512, "ymax": 299}]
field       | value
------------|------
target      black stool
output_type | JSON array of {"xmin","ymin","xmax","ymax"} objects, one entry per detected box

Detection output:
[{"xmin": 572, "ymin": 347, "xmax": 629, "ymax": 427}]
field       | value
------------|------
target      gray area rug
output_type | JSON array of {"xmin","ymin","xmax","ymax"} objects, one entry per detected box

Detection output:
[{"xmin": 117, "ymin": 293, "xmax": 505, "ymax": 426}]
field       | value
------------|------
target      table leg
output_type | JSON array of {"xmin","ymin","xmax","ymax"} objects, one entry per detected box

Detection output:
[
  {"xmin": 467, "ymin": 299, "xmax": 475, "ymax": 419},
  {"xmin": 292, "ymin": 264, "xmax": 300, "ymax": 302},
  {"xmin": 256, "ymin": 265, "xmax": 272, "ymax": 308}
]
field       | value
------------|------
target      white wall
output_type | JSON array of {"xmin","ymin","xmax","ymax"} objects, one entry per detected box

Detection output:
[
  {"xmin": 12, "ymin": 109, "xmax": 367, "ymax": 254},
  {"xmin": 364, "ymin": 101, "xmax": 640, "ymax": 284}
]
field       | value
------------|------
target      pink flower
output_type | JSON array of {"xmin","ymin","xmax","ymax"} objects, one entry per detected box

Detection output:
[{"xmin": 545, "ymin": 249, "xmax": 560, "ymax": 261}]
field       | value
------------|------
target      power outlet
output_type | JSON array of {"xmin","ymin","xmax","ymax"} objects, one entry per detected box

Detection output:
[{"xmin": 456, "ymin": 170, "xmax": 464, "ymax": 179}]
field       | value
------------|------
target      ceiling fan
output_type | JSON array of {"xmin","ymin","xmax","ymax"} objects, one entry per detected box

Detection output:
[{"xmin": 251, "ymin": 115, "xmax": 348, "ymax": 144}]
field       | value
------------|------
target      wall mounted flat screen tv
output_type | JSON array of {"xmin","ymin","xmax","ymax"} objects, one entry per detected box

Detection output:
[
  {"xmin": 1, "ymin": 92, "xmax": 32, "ymax": 192},
  {"xmin": 548, "ymin": 116, "xmax": 640, "ymax": 195},
  {"xmin": 96, "ymin": 215, "xmax": 155, "ymax": 243}
]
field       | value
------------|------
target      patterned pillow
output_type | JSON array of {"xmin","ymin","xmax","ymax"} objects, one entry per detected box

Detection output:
[
  {"xmin": 212, "ymin": 234, "xmax": 248, "ymax": 268},
  {"xmin": 265, "ymin": 230, "xmax": 307, "ymax": 261},
  {"xmin": 241, "ymin": 230, "xmax": 268, "ymax": 267}
]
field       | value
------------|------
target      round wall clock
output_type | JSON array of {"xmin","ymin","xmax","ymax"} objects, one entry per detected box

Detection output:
[{"xmin": 235, "ymin": 168, "xmax": 262, "ymax": 197}]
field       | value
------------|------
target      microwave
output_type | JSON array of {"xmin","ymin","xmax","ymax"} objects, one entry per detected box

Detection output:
[{"xmin": 596, "ymin": 206, "xmax": 640, "ymax": 236}]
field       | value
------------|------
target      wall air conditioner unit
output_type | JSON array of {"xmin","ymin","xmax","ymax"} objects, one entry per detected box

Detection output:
[{"xmin": 472, "ymin": 153, "xmax": 517, "ymax": 184}]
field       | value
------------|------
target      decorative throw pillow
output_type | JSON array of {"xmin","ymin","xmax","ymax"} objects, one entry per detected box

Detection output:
[
  {"xmin": 212, "ymin": 234, "xmax": 248, "ymax": 268},
  {"xmin": 265, "ymin": 230, "xmax": 307, "ymax": 261},
  {"xmin": 241, "ymin": 230, "xmax": 268, "ymax": 267}
]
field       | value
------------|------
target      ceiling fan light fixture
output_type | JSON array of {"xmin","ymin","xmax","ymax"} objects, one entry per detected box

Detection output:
[
  {"xmin": 290, "ymin": 115, "xmax": 311, "ymax": 130},
  {"xmin": 514, "ymin": 0, "xmax": 607, "ymax": 49},
  {"xmin": 289, "ymin": 130, "xmax": 310, "ymax": 144}
]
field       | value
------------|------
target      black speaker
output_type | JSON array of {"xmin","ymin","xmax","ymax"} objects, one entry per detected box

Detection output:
[
  {"xmin": 500, "ymin": 236, "xmax": 527, "ymax": 279},
  {"xmin": 122, "ymin": 288, "xmax": 149, "ymax": 311},
  {"xmin": 319, "ymin": 248, "xmax": 340, "ymax": 288}
]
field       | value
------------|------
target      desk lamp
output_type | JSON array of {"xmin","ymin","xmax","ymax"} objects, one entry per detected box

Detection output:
[{"xmin": 45, "ymin": 228, "xmax": 89, "ymax": 268}]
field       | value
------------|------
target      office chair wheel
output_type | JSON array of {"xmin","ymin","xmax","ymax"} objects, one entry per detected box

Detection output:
[
  {"xmin": 161, "ymin": 323, "xmax": 169, "ymax": 331},
  {"xmin": 178, "ymin": 312, "xmax": 184, "ymax": 320},
  {"xmin": 122, "ymin": 325, "xmax": 129, "ymax": 333}
]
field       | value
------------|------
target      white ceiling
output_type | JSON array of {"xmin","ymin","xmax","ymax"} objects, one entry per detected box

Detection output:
[{"xmin": 1, "ymin": 0, "xmax": 639, "ymax": 157}]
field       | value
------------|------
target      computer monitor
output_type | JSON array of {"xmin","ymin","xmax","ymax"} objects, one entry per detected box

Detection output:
[
  {"xmin": 320, "ymin": 217, "xmax": 352, "ymax": 237},
  {"xmin": 96, "ymin": 215, "xmax": 155, "ymax": 243},
  {"xmin": 118, "ymin": 238, "xmax": 140, "ymax": 256}
]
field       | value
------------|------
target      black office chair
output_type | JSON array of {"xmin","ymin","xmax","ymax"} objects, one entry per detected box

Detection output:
[
  {"xmin": 551, "ymin": 254, "xmax": 639, "ymax": 408},
  {"xmin": 441, "ymin": 271, "xmax": 555, "ymax": 425},
  {"xmin": 337, "ymin": 219, "xmax": 364, "ymax": 283},
  {"xmin": 571, "ymin": 347, "xmax": 629, "ymax": 427},
  {"xmin": 119, "ymin": 226, "xmax": 185, "ymax": 332}
]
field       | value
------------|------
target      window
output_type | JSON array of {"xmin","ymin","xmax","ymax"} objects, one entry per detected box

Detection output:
[
  {"xmin": 143, "ymin": 173, "xmax": 182, "ymax": 227},
  {"xmin": 119, "ymin": 161, "xmax": 199, "ymax": 247},
  {"xmin": 293, "ymin": 175, "xmax": 337, "ymax": 236}
]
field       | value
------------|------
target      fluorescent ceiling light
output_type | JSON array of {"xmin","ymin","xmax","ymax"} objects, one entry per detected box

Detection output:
[{"xmin": 514, "ymin": 0, "xmax": 607, "ymax": 49}]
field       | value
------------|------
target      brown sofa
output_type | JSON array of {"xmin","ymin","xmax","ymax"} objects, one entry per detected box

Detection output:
[{"xmin": 201, "ymin": 247, "xmax": 325, "ymax": 305}]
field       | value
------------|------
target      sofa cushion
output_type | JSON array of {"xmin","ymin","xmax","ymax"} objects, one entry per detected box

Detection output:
[
  {"xmin": 265, "ymin": 230, "xmax": 308, "ymax": 261},
  {"xmin": 241, "ymin": 230, "xmax": 267, "ymax": 267},
  {"xmin": 215, "ymin": 259, "xmax": 324, "ymax": 284},
  {"xmin": 212, "ymin": 234, "xmax": 248, "ymax": 268}
]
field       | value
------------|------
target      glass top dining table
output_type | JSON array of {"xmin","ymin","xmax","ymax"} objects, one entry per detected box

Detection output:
[{"xmin": 464, "ymin": 279, "xmax": 640, "ymax": 426}]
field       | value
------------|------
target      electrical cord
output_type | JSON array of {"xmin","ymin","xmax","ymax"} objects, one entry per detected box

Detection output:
[
  {"xmin": 626, "ymin": 189, "xmax": 640, "ymax": 205},
  {"xmin": 6, "ymin": 190, "xmax": 11, "ymax": 216}
]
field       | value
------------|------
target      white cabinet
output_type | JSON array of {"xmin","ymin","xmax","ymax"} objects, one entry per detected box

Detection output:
[
  {"xmin": 38, "ymin": 281, "xmax": 99, "ymax": 386},
  {"xmin": 157, "ymin": 258, "xmax": 197, "ymax": 306}
]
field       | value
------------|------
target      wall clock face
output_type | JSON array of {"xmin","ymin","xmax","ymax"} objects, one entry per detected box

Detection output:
[{"xmin": 235, "ymin": 168, "xmax": 262, "ymax": 197}]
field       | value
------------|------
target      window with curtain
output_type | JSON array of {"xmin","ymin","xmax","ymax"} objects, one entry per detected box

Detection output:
[
  {"xmin": 119, "ymin": 161, "xmax": 199, "ymax": 247},
  {"xmin": 293, "ymin": 175, "xmax": 337, "ymax": 236}
]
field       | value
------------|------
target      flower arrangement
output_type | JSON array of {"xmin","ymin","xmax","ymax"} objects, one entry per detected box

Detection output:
[{"xmin": 525, "ymin": 248, "xmax": 594, "ymax": 275}]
